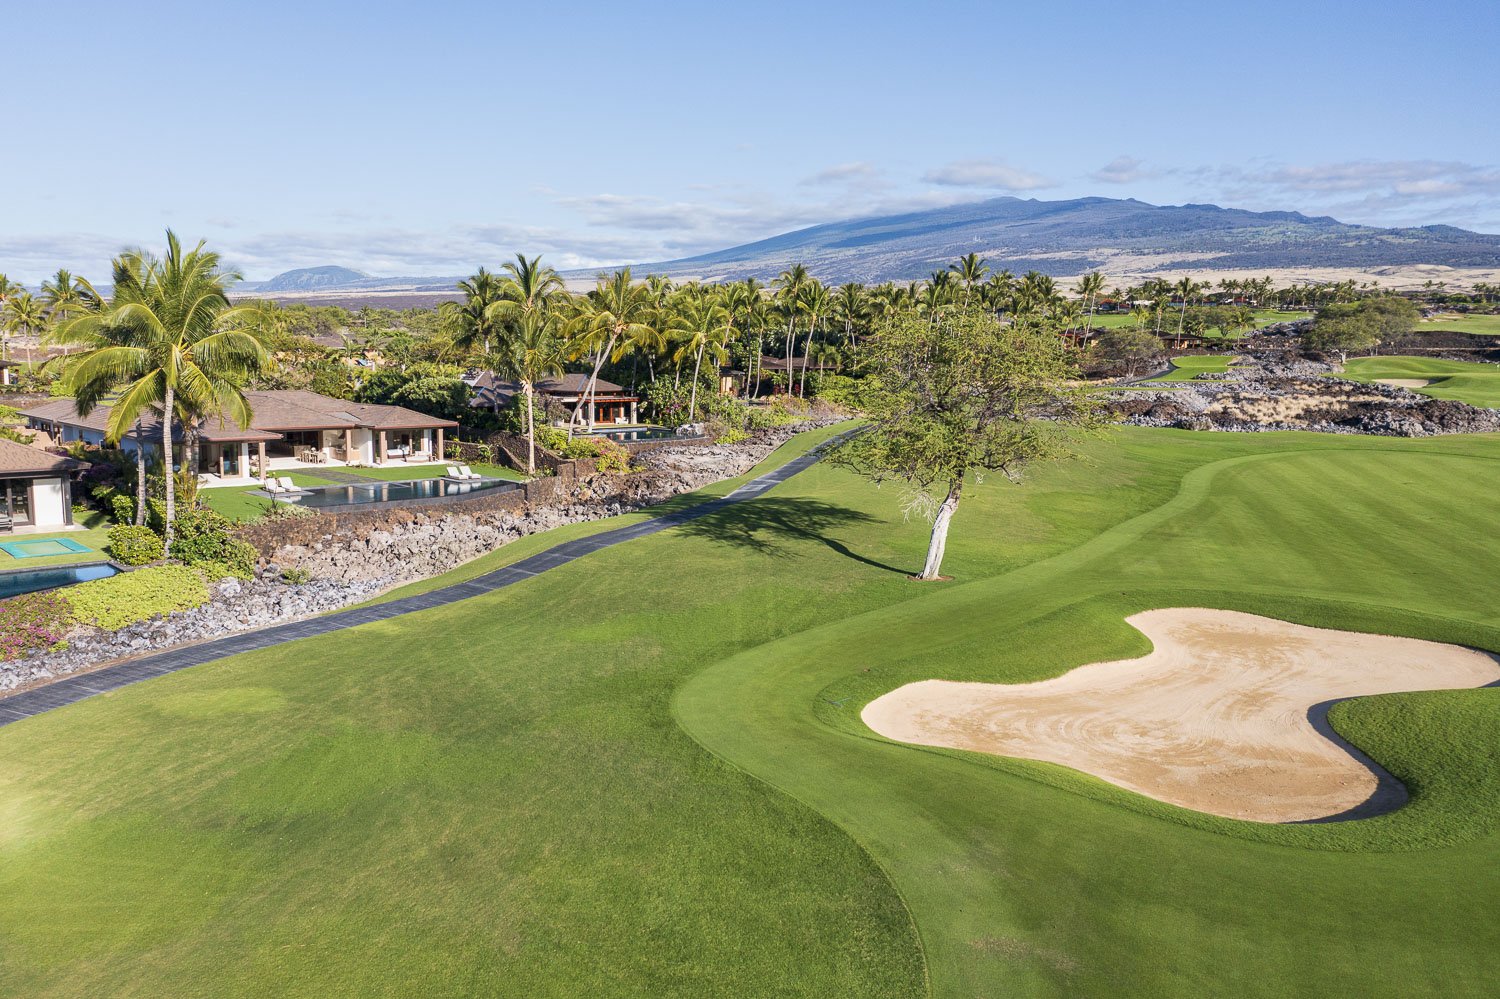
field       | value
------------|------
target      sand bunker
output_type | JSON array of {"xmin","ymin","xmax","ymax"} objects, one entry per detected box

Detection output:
[
  {"xmin": 862, "ymin": 609, "xmax": 1498, "ymax": 822},
  {"xmin": 1375, "ymin": 378, "xmax": 1431, "ymax": 389}
]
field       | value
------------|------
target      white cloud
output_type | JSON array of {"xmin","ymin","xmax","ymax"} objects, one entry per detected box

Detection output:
[
  {"xmin": 921, "ymin": 158, "xmax": 1055, "ymax": 190},
  {"xmin": 1091, "ymin": 155, "xmax": 1155, "ymax": 185},
  {"xmin": 800, "ymin": 162, "xmax": 881, "ymax": 186}
]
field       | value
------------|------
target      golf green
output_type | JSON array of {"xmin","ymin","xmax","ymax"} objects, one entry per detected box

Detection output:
[
  {"xmin": 1, "ymin": 425, "xmax": 1498, "ymax": 997},
  {"xmin": 1340, "ymin": 355, "xmax": 1500, "ymax": 408}
]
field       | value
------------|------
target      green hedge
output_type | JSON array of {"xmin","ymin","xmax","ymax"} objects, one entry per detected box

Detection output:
[{"xmin": 108, "ymin": 524, "xmax": 164, "ymax": 565}]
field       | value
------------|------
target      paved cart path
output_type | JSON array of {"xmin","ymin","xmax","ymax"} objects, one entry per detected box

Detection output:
[{"xmin": 0, "ymin": 434, "xmax": 847, "ymax": 727}]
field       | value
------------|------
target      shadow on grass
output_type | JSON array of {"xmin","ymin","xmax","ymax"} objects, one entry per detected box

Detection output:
[{"xmin": 672, "ymin": 496, "xmax": 910, "ymax": 574}]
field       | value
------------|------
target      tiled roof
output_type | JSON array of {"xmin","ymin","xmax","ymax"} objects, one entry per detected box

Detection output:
[
  {"xmin": 0, "ymin": 438, "xmax": 86, "ymax": 475},
  {"xmin": 465, "ymin": 370, "xmax": 634, "ymax": 408}
]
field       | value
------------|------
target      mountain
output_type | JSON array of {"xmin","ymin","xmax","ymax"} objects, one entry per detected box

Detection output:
[
  {"xmin": 250, "ymin": 266, "xmax": 372, "ymax": 293},
  {"xmin": 637, "ymin": 196, "xmax": 1500, "ymax": 283}
]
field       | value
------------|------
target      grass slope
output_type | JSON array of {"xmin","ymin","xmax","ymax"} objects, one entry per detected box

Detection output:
[
  {"xmin": 1341, "ymin": 356, "xmax": 1500, "ymax": 408},
  {"xmin": 1417, "ymin": 313, "xmax": 1500, "ymax": 336},
  {"xmin": 1145, "ymin": 353, "xmax": 1233, "ymax": 382},
  {"xmin": 2, "ymin": 427, "xmax": 1499, "ymax": 996}
]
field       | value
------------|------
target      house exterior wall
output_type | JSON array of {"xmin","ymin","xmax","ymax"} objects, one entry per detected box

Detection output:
[{"xmin": 31, "ymin": 477, "xmax": 67, "ymax": 527}]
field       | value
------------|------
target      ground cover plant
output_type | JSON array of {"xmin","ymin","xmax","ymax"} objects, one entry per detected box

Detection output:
[
  {"xmin": 0, "ymin": 425, "xmax": 1498, "ymax": 996},
  {"xmin": 1340, "ymin": 355, "xmax": 1500, "ymax": 407}
]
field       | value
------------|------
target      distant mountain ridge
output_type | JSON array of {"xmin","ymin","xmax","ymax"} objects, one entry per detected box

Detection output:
[
  {"xmin": 639, "ymin": 196, "xmax": 1500, "ymax": 283},
  {"xmin": 241, "ymin": 196, "xmax": 1500, "ymax": 294}
]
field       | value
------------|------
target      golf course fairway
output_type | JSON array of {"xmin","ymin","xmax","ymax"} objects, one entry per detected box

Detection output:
[{"xmin": 2, "ymin": 425, "xmax": 1499, "ymax": 997}]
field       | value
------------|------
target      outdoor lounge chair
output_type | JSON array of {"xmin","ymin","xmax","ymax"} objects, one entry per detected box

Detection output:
[{"xmin": 456, "ymin": 465, "xmax": 481, "ymax": 480}]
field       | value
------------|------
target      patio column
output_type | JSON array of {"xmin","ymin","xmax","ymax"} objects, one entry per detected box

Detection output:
[
  {"xmin": 378, "ymin": 430, "xmax": 388, "ymax": 464},
  {"xmin": 629, "ymin": 400, "xmax": 637, "ymax": 424},
  {"xmin": 345, "ymin": 428, "xmax": 354, "ymax": 462},
  {"xmin": 257, "ymin": 441, "xmax": 267, "ymax": 483},
  {"xmin": 436, "ymin": 427, "xmax": 445, "ymax": 460},
  {"xmin": 218, "ymin": 448, "xmax": 225, "ymax": 478},
  {"xmin": 587, "ymin": 399, "xmax": 595, "ymax": 427}
]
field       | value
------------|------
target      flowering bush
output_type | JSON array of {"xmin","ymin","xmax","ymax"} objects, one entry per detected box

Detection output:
[{"xmin": 0, "ymin": 592, "xmax": 72, "ymax": 661}]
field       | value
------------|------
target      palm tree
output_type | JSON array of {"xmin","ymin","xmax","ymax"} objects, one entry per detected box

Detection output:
[
  {"xmin": 795, "ymin": 282, "xmax": 830, "ymax": 395},
  {"xmin": 50, "ymin": 232, "xmax": 273, "ymax": 551},
  {"xmin": 949, "ymin": 252, "xmax": 990, "ymax": 305},
  {"xmin": 833, "ymin": 282, "xmax": 868, "ymax": 359},
  {"xmin": 666, "ymin": 294, "xmax": 730, "ymax": 422},
  {"xmin": 718, "ymin": 280, "xmax": 759, "ymax": 400},
  {"xmin": 1077, "ymin": 271, "xmax": 1106, "ymax": 334},
  {"xmin": 568, "ymin": 268, "xmax": 657, "ymax": 434},
  {"xmin": 494, "ymin": 310, "xmax": 564, "ymax": 474},
  {"xmin": 1174, "ymin": 277, "xmax": 1203, "ymax": 336},
  {"xmin": 440, "ymin": 267, "xmax": 508, "ymax": 356},
  {"xmin": 3, "ymin": 292, "xmax": 49, "ymax": 364},
  {"xmin": 773, "ymin": 264, "xmax": 810, "ymax": 385}
]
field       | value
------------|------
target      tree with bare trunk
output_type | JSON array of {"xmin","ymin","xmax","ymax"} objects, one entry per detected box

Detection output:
[{"xmin": 834, "ymin": 309, "xmax": 1101, "ymax": 581}]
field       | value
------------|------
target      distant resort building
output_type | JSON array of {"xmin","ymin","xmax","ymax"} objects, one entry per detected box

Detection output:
[
  {"xmin": 464, "ymin": 371, "xmax": 640, "ymax": 426},
  {"xmin": 719, "ymin": 356, "xmax": 836, "ymax": 398},
  {"xmin": 20, "ymin": 390, "xmax": 456, "ymax": 483}
]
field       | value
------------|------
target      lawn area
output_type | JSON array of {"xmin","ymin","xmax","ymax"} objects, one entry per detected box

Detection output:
[
  {"xmin": 2, "ymin": 426, "xmax": 1500, "ymax": 995},
  {"xmin": 1144, "ymin": 353, "xmax": 1234, "ymax": 382},
  {"xmin": 1416, "ymin": 313, "xmax": 1500, "ymax": 336},
  {"xmin": 200, "ymin": 463, "xmax": 527, "ymax": 522},
  {"xmin": 1341, "ymin": 355, "xmax": 1500, "ymax": 408},
  {"xmin": 0, "ymin": 510, "xmax": 113, "ymax": 568}
]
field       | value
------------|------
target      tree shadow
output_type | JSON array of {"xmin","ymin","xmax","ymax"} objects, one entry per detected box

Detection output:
[{"xmin": 672, "ymin": 496, "xmax": 911, "ymax": 575}]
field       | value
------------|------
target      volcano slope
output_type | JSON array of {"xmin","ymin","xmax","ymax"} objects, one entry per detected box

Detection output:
[{"xmin": 1, "ymin": 425, "xmax": 1499, "ymax": 997}]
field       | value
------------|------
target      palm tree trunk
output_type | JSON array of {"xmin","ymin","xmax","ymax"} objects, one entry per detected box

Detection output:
[
  {"xmin": 523, "ymin": 380, "xmax": 536, "ymax": 475},
  {"xmin": 568, "ymin": 335, "xmax": 618, "ymax": 438},
  {"xmin": 799, "ymin": 320, "xmax": 815, "ymax": 395},
  {"xmin": 161, "ymin": 386, "xmax": 175, "ymax": 553},
  {"xmin": 919, "ymin": 478, "xmax": 963, "ymax": 581},
  {"xmin": 134, "ymin": 423, "xmax": 147, "ymax": 526},
  {"xmin": 688, "ymin": 343, "xmax": 704, "ymax": 421}
]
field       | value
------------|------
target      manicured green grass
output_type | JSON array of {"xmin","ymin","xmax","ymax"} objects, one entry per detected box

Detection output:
[
  {"xmin": 1145, "ymin": 353, "xmax": 1234, "ymax": 382},
  {"xmin": 200, "ymin": 464, "xmax": 528, "ymax": 522},
  {"xmin": 1417, "ymin": 313, "xmax": 1500, "ymax": 336},
  {"xmin": 1341, "ymin": 355, "xmax": 1500, "ymax": 408},
  {"xmin": 0, "ymin": 510, "xmax": 113, "ymax": 568},
  {"xmin": 3, "ymin": 426, "xmax": 1500, "ymax": 996}
]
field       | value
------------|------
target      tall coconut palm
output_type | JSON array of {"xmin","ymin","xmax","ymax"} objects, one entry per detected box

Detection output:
[
  {"xmin": 1174, "ymin": 276, "xmax": 1203, "ymax": 335},
  {"xmin": 3, "ymin": 292, "xmax": 49, "ymax": 364},
  {"xmin": 666, "ymin": 294, "xmax": 730, "ymax": 422},
  {"xmin": 773, "ymin": 264, "xmax": 810, "ymax": 382},
  {"xmin": 440, "ymin": 267, "xmax": 508, "ymax": 356},
  {"xmin": 0, "ymin": 275, "xmax": 20, "ymax": 363},
  {"xmin": 567, "ymin": 268, "xmax": 657, "ymax": 434},
  {"xmin": 832, "ymin": 282, "xmax": 868, "ymax": 359},
  {"xmin": 50, "ymin": 232, "xmax": 272, "ymax": 551},
  {"xmin": 718, "ymin": 280, "xmax": 758, "ymax": 400},
  {"xmin": 495, "ymin": 253, "xmax": 565, "ymax": 323},
  {"xmin": 494, "ymin": 309, "xmax": 564, "ymax": 474},
  {"xmin": 796, "ymin": 281, "xmax": 830, "ymax": 394},
  {"xmin": 1077, "ymin": 271, "xmax": 1106, "ymax": 334},
  {"xmin": 949, "ymin": 252, "xmax": 990, "ymax": 305}
]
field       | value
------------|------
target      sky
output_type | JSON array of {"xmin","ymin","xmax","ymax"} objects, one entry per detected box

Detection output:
[{"xmin": 2, "ymin": 0, "xmax": 1497, "ymax": 283}]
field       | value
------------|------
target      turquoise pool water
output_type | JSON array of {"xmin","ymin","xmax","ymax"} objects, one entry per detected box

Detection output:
[
  {"xmin": 280, "ymin": 477, "xmax": 520, "ymax": 510},
  {"xmin": 0, "ymin": 563, "xmax": 118, "ymax": 599}
]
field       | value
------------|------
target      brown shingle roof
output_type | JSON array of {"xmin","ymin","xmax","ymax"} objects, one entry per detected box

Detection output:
[
  {"xmin": 19, "ymin": 399, "xmax": 278, "ymax": 443},
  {"xmin": 0, "ymin": 438, "xmax": 86, "ymax": 476}
]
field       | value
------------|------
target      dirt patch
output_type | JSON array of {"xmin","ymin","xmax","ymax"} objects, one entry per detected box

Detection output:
[{"xmin": 862, "ymin": 609, "xmax": 1499, "ymax": 822}]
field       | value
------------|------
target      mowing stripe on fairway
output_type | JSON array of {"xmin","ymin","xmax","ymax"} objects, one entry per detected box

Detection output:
[{"xmin": 0, "ymin": 430, "xmax": 854, "ymax": 727}]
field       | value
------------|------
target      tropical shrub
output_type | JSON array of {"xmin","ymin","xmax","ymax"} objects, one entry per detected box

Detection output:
[
  {"xmin": 281, "ymin": 567, "xmax": 312, "ymax": 585},
  {"xmin": 590, "ymin": 438, "xmax": 631, "ymax": 473},
  {"xmin": 0, "ymin": 592, "xmax": 72, "ymax": 660},
  {"xmin": 67, "ymin": 564, "xmax": 210, "ymax": 630},
  {"xmin": 170, "ymin": 509, "xmax": 257, "ymax": 578},
  {"xmin": 811, "ymin": 374, "xmax": 871, "ymax": 410},
  {"xmin": 715, "ymin": 427, "xmax": 751, "ymax": 445},
  {"xmin": 534, "ymin": 426, "xmax": 568, "ymax": 452},
  {"xmin": 111, "ymin": 493, "xmax": 135, "ymax": 525},
  {"xmin": 108, "ymin": 524, "xmax": 165, "ymax": 565}
]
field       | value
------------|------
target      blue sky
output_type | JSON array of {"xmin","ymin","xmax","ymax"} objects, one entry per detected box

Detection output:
[{"xmin": 3, "ymin": 0, "xmax": 1497, "ymax": 282}]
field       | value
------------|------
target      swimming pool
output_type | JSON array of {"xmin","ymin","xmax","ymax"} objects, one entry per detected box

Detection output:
[
  {"xmin": 0, "ymin": 563, "xmax": 119, "ymax": 600},
  {"xmin": 591, "ymin": 426, "xmax": 697, "ymax": 443},
  {"xmin": 0, "ymin": 538, "xmax": 95, "ymax": 559},
  {"xmin": 278, "ymin": 476, "xmax": 520, "ymax": 510}
]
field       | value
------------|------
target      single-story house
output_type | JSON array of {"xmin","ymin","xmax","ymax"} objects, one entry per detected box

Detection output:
[
  {"xmin": 20, "ymin": 390, "xmax": 457, "ymax": 481},
  {"xmin": 0, "ymin": 438, "xmax": 87, "ymax": 530},
  {"xmin": 464, "ymin": 371, "xmax": 640, "ymax": 426}
]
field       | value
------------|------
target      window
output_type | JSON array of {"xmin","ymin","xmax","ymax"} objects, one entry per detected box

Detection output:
[{"xmin": 0, "ymin": 479, "xmax": 31, "ymax": 524}]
